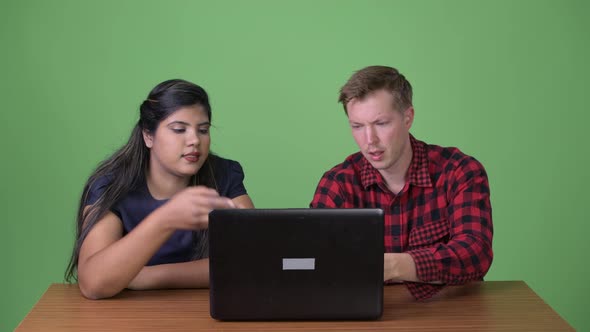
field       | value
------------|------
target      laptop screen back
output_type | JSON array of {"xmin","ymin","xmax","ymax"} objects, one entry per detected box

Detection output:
[{"xmin": 209, "ymin": 208, "xmax": 384, "ymax": 320}]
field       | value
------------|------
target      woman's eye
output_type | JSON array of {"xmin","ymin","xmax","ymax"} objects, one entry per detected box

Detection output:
[
  {"xmin": 199, "ymin": 128, "xmax": 210, "ymax": 134},
  {"xmin": 172, "ymin": 128, "xmax": 186, "ymax": 133}
]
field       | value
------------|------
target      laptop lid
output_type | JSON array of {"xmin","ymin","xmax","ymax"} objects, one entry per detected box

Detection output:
[{"xmin": 209, "ymin": 208, "xmax": 384, "ymax": 320}]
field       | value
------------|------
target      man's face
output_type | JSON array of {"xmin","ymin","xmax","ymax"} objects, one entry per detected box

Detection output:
[{"xmin": 347, "ymin": 89, "xmax": 414, "ymax": 175}]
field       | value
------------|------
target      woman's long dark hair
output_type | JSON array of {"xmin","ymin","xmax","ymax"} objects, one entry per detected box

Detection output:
[{"xmin": 65, "ymin": 79, "xmax": 217, "ymax": 282}]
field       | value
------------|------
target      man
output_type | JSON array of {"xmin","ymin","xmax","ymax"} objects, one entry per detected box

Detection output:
[{"xmin": 310, "ymin": 66, "xmax": 493, "ymax": 300}]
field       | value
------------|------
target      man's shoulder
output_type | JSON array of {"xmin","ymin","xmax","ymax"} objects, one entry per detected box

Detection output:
[
  {"xmin": 321, "ymin": 152, "xmax": 364, "ymax": 181},
  {"xmin": 423, "ymin": 140, "xmax": 486, "ymax": 173}
]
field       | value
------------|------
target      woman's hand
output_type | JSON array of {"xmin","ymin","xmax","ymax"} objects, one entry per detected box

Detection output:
[{"xmin": 156, "ymin": 186, "xmax": 236, "ymax": 230}]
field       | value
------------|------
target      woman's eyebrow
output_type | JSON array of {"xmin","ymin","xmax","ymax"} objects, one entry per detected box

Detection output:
[
  {"xmin": 167, "ymin": 120, "xmax": 190, "ymax": 126},
  {"xmin": 167, "ymin": 121, "xmax": 211, "ymax": 126}
]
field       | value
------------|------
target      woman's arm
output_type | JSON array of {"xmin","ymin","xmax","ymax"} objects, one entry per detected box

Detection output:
[
  {"xmin": 127, "ymin": 194, "xmax": 255, "ymax": 290},
  {"xmin": 127, "ymin": 259, "xmax": 210, "ymax": 290},
  {"xmin": 232, "ymin": 194, "xmax": 254, "ymax": 209},
  {"xmin": 77, "ymin": 186, "xmax": 235, "ymax": 299},
  {"xmin": 77, "ymin": 207, "xmax": 175, "ymax": 299}
]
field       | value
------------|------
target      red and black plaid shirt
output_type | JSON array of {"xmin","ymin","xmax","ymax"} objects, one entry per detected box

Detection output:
[{"xmin": 310, "ymin": 135, "xmax": 493, "ymax": 300}]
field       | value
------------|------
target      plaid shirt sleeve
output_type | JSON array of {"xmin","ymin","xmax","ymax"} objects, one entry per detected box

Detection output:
[{"xmin": 407, "ymin": 157, "xmax": 493, "ymax": 297}]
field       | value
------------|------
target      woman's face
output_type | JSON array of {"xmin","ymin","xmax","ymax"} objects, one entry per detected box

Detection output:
[{"xmin": 143, "ymin": 105, "xmax": 211, "ymax": 180}]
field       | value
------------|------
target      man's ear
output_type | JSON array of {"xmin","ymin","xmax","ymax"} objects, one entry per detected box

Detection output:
[
  {"xmin": 404, "ymin": 106, "xmax": 415, "ymax": 129},
  {"xmin": 142, "ymin": 129, "xmax": 154, "ymax": 148}
]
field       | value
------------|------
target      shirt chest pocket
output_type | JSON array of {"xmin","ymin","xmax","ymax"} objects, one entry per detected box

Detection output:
[{"xmin": 408, "ymin": 219, "xmax": 450, "ymax": 250}]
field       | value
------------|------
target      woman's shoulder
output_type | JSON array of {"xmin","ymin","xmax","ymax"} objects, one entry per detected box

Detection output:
[
  {"xmin": 212, "ymin": 155, "xmax": 242, "ymax": 169},
  {"xmin": 84, "ymin": 174, "xmax": 115, "ymax": 205},
  {"xmin": 87, "ymin": 174, "xmax": 115, "ymax": 194},
  {"xmin": 211, "ymin": 155, "xmax": 245, "ymax": 178},
  {"xmin": 210, "ymin": 155, "xmax": 247, "ymax": 198}
]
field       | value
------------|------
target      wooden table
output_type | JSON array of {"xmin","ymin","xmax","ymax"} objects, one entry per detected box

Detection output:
[{"xmin": 16, "ymin": 281, "xmax": 573, "ymax": 331}]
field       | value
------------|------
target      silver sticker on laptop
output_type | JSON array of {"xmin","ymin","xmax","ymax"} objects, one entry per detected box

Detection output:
[{"xmin": 282, "ymin": 258, "xmax": 315, "ymax": 270}]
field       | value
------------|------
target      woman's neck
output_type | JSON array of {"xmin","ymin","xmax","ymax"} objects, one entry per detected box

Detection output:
[{"xmin": 146, "ymin": 167, "xmax": 191, "ymax": 200}]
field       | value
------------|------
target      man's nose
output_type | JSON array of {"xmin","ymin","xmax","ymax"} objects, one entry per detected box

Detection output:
[{"xmin": 366, "ymin": 126, "xmax": 377, "ymax": 145}]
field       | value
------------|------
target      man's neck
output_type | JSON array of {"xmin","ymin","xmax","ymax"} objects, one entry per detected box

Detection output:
[
  {"xmin": 379, "ymin": 139, "xmax": 413, "ymax": 195},
  {"xmin": 380, "ymin": 172, "xmax": 407, "ymax": 195}
]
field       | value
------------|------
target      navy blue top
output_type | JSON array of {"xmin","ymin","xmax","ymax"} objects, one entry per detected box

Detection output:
[{"xmin": 85, "ymin": 157, "xmax": 248, "ymax": 266}]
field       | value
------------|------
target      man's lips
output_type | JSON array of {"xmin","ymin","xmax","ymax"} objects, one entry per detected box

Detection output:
[{"xmin": 368, "ymin": 150, "xmax": 383, "ymax": 161}]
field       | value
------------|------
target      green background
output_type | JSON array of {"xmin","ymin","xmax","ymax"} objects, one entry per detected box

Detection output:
[{"xmin": 1, "ymin": 0, "xmax": 588, "ymax": 330}]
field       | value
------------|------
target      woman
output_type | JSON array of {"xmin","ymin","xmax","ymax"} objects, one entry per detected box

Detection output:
[{"xmin": 64, "ymin": 79, "xmax": 254, "ymax": 299}]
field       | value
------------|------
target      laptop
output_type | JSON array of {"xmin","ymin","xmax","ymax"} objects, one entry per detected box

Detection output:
[{"xmin": 208, "ymin": 208, "xmax": 384, "ymax": 320}]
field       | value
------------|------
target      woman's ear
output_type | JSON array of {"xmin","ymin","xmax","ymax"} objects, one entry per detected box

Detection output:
[{"xmin": 142, "ymin": 129, "xmax": 154, "ymax": 148}]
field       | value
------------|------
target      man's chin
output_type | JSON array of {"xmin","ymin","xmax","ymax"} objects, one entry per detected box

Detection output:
[{"xmin": 365, "ymin": 158, "xmax": 388, "ymax": 170}]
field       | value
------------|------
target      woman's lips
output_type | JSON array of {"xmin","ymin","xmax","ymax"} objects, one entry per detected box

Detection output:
[{"xmin": 183, "ymin": 152, "xmax": 200, "ymax": 162}]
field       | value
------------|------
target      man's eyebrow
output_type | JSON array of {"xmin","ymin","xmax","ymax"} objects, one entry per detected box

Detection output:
[{"xmin": 349, "ymin": 118, "xmax": 389, "ymax": 125}]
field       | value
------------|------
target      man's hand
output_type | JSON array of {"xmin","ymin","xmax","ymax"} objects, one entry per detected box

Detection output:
[{"xmin": 384, "ymin": 253, "xmax": 418, "ymax": 282}]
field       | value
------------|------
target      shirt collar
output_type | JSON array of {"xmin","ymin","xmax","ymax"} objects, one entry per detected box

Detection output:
[{"xmin": 359, "ymin": 134, "xmax": 433, "ymax": 189}]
